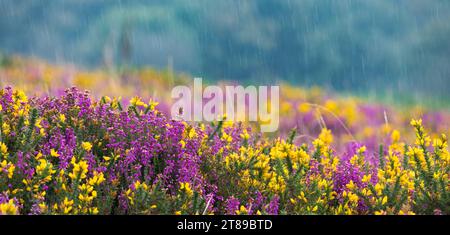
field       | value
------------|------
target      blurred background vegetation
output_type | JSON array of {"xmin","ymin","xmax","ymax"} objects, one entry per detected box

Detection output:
[{"xmin": 1, "ymin": 0, "xmax": 449, "ymax": 105}]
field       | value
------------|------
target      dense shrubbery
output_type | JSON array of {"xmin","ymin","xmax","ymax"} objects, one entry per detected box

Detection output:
[{"xmin": 0, "ymin": 86, "xmax": 448, "ymax": 215}]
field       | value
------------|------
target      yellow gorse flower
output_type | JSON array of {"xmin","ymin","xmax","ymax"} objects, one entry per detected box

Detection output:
[
  {"xmin": 346, "ymin": 180, "xmax": 357, "ymax": 191},
  {"xmin": 318, "ymin": 128, "xmax": 333, "ymax": 145},
  {"xmin": 179, "ymin": 140, "xmax": 186, "ymax": 148},
  {"xmin": 0, "ymin": 142, "xmax": 7, "ymax": 155},
  {"xmin": 235, "ymin": 205, "xmax": 248, "ymax": 215},
  {"xmin": 59, "ymin": 114, "xmax": 66, "ymax": 123},
  {"xmin": 69, "ymin": 157, "xmax": 89, "ymax": 180},
  {"xmin": 62, "ymin": 197, "xmax": 74, "ymax": 214},
  {"xmin": 2, "ymin": 123, "xmax": 11, "ymax": 135},
  {"xmin": 240, "ymin": 129, "xmax": 250, "ymax": 140},
  {"xmin": 130, "ymin": 96, "xmax": 146, "ymax": 107},
  {"xmin": 0, "ymin": 160, "xmax": 15, "ymax": 179},
  {"xmin": 36, "ymin": 159, "xmax": 56, "ymax": 182},
  {"xmin": 221, "ymin": 132, "xmax": 233, "ymax": 143},
  {"xmin": 148, "ymin": 99, "xmax": 159, "ymax": 111},
  {"xmin": 50, "ymin": 149, "xmax": 60, "ymax": 158},
  {"xmin": 81, "ymin": 142, "xmax": 93, "ymax": 152},
  {"xmin": 391, "ymin": 130, "xmax": 401, "ymax": 143},
  {"xmin": 0, "ymin": 199, "xmax": 19, "ymax": 215},
  {"xmin": 38, "ymin": 202, "xmax": 48, "ymax": 213},
  {"xmin": 133, "ymin": 180, "xmax": 148, "ymax": 191},
  {"xmin": 88, "ymin": 171, "xmax": 105, "ymax": 186},
  {"xmin": 179, "ymin": 182, "xmax": 193, "ymax": 196}
]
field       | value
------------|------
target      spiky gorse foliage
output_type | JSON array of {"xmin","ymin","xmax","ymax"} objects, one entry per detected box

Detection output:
[{"xmin": 0, "ymin": 87, "xmax": 448, "ymax": 215}]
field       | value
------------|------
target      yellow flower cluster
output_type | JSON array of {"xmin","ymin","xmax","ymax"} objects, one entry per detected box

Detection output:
[
  {"xmin": 0, "ymin": 199, "xmax": 19, "ymax": 215},
  {"xmin": 179, "ymin": 182, "xmax": 193, "ymax": 197},
  {"xmin": 36, "ymin": 159, "xmax": 56, "ymax": 183},
  {"xmin": 68, "ymin": 157, "xmax": 89, "ymax": 180}
]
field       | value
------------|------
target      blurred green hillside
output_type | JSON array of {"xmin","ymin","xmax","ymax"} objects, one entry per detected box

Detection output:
[{"xmin": 1, "ymin": 0, "xmax": 450, "ymax": 102}]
